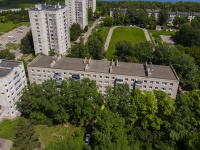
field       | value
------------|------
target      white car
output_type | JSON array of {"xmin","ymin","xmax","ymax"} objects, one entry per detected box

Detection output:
[{"xmin": 85, "ymin": 134, "xmax": 91, "ymax": 145}]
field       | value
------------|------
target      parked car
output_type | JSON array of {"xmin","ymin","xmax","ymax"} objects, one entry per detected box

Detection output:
[{"xmin": 85, "ymin": 134, "xmax": 91, "ymax": 145}]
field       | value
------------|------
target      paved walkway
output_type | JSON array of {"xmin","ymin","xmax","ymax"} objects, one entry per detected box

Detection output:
[
  {"xmin": 104, "ymin": 26, "xmax": 151, "ymax": 51},
  {"xmin": 75, "ymin": 17, "xmax": 103, "ymax": 44}
]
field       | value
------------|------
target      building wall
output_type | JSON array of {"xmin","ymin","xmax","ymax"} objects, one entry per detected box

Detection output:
[
  {"xmin": 0, "ymin": 63, "xmax": 27, "ymax": 121},
  {"xmin": 28, "ymin": 67, "xmax": 179, "ymax": 99},
  {"xmin": 65, "ymin": 0, "xmax": 76, "ymax": 27},
  {"xmin": 29, "ymin": 5, "xmax": 70, "ymax": 55},
  {"xmin": 75, "ymin": 0, "xmax": 88, "ymax": 29},
  {"xmin": 87, "ymin": 0, "xmax": 96, "ymax": 13},
  {"xmin": 29, "ymin": 10, "xmax": 50, "ymax": 55}
]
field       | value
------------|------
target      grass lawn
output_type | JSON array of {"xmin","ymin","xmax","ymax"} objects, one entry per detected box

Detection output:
[
  {"xmin": 0, "ymin": 21, "xmax": 30, "ymax": 33},
  {"xmin": 107, "ymin": 27, "xmax": 146, "ymax": 60},
  {"xmin": 6, "ymin": 43, "xmax": 20, "ymax": 50},
  {"xmin": 34, "ymin": 123, "xmax": 78, "ymax": 149},
  {"xmin": 0, "ymin": 119, "xmax": 78, "ymax": 149},
  {"xmin": 0, "ymin": 120, "xmax": 18, "ymax": 141},
  {"xmin": 88, "ymin": 20, "xmax": 95, "ymax": 27},
  {"xmin": 148, "ymin": 29, "xmax": 176, "ymax": 44},
  {"xmin": 101, "ymin": 27, "xmax": 111, "ymax": 44}
]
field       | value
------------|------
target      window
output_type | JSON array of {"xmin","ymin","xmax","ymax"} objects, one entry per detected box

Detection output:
[
  {"xmin": 100, "ymin": 75, "xmax": 102, "ymax": 78},
  {"xmin": 125, "ymin": 78, "xmax": 128, "ymax": 81},
  {"xmin": 155, "ymin": 87, "xmax": 158, "ymax": 89},
  {"xmin": 105, "ymin": 76, "xmax": 109, "ymax": 79},
  {"xmin": 112, "ymin": 77, "xmax": 115, "ymax": 80},
  {"xmin": 170, "ymin": 83, "xmax": 173, "ymax": 86},
  {"xmin": 143, "ymin": 86, "xmax": 146, "ymax": 88},
  {"xmin": 144, "ymin": 80, "xmax": 147, "ymax": 83},
  {"xmin": 32, "ymin": 74, "xmax": 35, "ymax": 76},
  {"xmin": 169, "ymin": 88, "xmax": 172, "ymax": 91},
  {"xmin": 149, "ymin": 86, "xmax": 152, "ymax": 89},
  {"xmin": 35, "ymin": 15, "xmax": 38, "ymax": 17},
  {"xmin": 162, "ymin": 87, "xmax": 166, "ymax": 91},
  {"xmin": 35, "ymin": 19, "xmax": 38, "ymax": 21},
  {"xmin": 162, "ymin": 82, "xmax": 167, "ymax": 85},
  {"xmin": 156, "ymin": 81, "xmax": 159, "ymax": 84},
  {"xmin": 93, "ymin": 75, "xmax": 96, "ymax": 78},
  {"xmin": 150, "ymin": 81, "xmax": 153, "ymax": 84},
  {"xmin": 81, "ymin": 74, "xmax": 84, "ymax": 77},
  {"xmin": 5, "ymin": 84, "xmax": 7, "ymax": 87},
  {"xmin": 43, "ymin": 70, "xmax": 45, "ymax": 73},
  {"xmin": 37, "ymin": 70, "xmax": 40, "ymax": 72},
  {"xmin": 131, "ymin": 79, "xmax": 134, "ymax": 82},
  {"xmin": 105, "ymin": 81, "xmax": 109, "ymax": 84},
  {"xmin": 99, "ymin": 81, "xmax": 102, "ymax": 84},
  {"xmin": 168, "ymin": 93, "xmax": 171, "ymax": 96}
]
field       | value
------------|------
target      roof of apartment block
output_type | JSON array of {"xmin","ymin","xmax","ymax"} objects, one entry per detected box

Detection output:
[
  {"xmin": 30, "ymin": 3, "xmax": 66, "ymax": 11},
  {"xmin": 168, "ymin": 11, "xmax": 200, "ymax": 16},
  {"xmin": 0, "ymin": 60, "xmax": 21, "ymax": 77},
  {"xmin": 29, "ymin": 55, "xmax": 179, "ymax": 80}
]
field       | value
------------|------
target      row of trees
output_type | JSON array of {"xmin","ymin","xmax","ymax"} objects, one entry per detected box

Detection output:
[
  {"xmin": 114, "ymin": 41, "xmax": 199, "ymax": 90},
  {"xmin": 17, "ymin": 79, "xmax": 200, "ymax": 149},
  {"xmin": 69, "ymin": 32, "xmax": 105, "ymax": 59},
  {"xmin": 97, "ymin": 1, "xmax": 200, "ymax": 16},
  {"xmin": 0, "ymin": 49, "xmax": 15, "ymax": 60},
  {"xmin": 0, "ymin": 8, "xmax": 29, "ymax": 23}
]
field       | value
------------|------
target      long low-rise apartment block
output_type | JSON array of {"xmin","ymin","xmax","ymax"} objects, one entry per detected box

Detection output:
[
  {"xmin": 28, "ymin": 55, "xmax": 179, "ymax": 99},
  {"xmin": 0, "ymin": 60, "xmax": 27, "ymax": 122}
]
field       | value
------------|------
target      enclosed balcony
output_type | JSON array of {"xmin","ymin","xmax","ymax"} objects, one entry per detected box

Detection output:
[{"xmin": 72, "ymin": 74, "xmax": 80, "ymax": 81}]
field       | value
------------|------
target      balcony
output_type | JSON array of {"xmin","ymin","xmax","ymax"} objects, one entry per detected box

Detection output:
[
  {"xmin": 72, "ymin": 74, "xmax": 80, "ymax": 81},
  {"xmin": 115, "ymin": 77, "xmax": 124, "ymax": 85}
]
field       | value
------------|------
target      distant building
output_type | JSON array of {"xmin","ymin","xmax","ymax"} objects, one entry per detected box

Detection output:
[
  {"xmin": 146, "ymin": 9, "xmax": 160, "ymax": 20},
  {"xmin": 0, "ymin": 59, "xmax": 27, "ymax": 122},
  {"xmin": 110, "ymin": 8, "xmax": 127, "ymax": 17},
  {"xmin": 28, "ymin": 55, "xmax": 179, "ymax": 99},
  {"xmin": 87, "ymin": 0, "xmax": 96, "ymax": 13},
  {"xmin": 29, "ymin": 3, "xmax": 71, "ymax": 55},
  {"xmin": 168, "ymin": 12, "xmax": 200, "ymax": 24}
]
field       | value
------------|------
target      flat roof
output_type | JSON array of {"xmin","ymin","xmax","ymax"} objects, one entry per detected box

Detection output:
[
  {"xmin": 0, "ymin": 60, "xmax": 21, "ymax": 77},
  {"xmin": 29, "ymin": 55, "xmax": 179, "ymax": 80},
  {"xmin": 30, "ymin": 4, "xmax": 66, "ymax": 11}
]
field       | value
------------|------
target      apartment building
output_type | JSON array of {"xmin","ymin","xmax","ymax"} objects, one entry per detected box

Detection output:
[
  {"xmin": 29, "ymin": 3, "xmax": 70, "ymax": 55},
  {"xmin": 110, "ymin": 8, "xmax": 127, "ymax": 17},
  {"xmin": 168, "ymin": 12, "xmax": 200, "ymax": 24},
  {"xmin": 28, "ymin": 56, "xmax": 179, "ymax": 99},
  {"xmin": 65, "ymin": 0, "xmax": 88, "ymax": 29},
  {"xmin": 0, "ymin": 59, "xmax": 27, "ymax": 122},
  {"xmin": 87, "ymin": 0, "xmax": 96, "ymax": 13},
  {"xmin": 146, "ymin": 9, "xmax": 160, "ymax": 20},
  {"xmin": 65, "ymin": 0, "xmax": 76, "ymax": 26}
]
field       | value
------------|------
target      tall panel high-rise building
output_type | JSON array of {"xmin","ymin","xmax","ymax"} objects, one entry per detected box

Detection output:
[
  {"xmin": 65, "ymin": 0, "xmax": 88, "ymax": 29},
  {"xmin": 87, "ymin": 0, "xmax": 96, "ymax": 13},
  {"xmin": 29, "ymin": 3, "xmax": 70, "ymax": 55}
]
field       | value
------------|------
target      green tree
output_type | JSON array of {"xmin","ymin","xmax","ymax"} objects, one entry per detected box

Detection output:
[
  {"xmin": 93, "ymin": 109, "xmax": 130, "ymax": 150},
  {"xmin": 70, "ymin": 23, "xmax": 82, "ymax": 41},
  {"xmin": 103, "ymin": 16, "xmax": 114, "ymax": 27},
  {"xmin": 70, "ymin": 38, "xmax": 89, "ymax": 58},
  {"xmin": 87, "ymin": 35, "xmax": 105, "ymax": 59},
  {"xmin": 20, "ymin": 30, "xmax": 34, "ymax": 54},
  {"xmin": 133, "ymin": 42, "xmax": 154, "ymax": 63},
  {"xmin": 13, "ymin": 117, "xmax": 39, "ymax": 150},
  {"xmin": 158, "ymin": 10, "xmax": 168, "ymax": 26},
  {"xmin": 88, "ymin": 8, "xmax": 94, "ymax": 21},
  {"xmin": 114, "ymin": 40, "xmax": 136, "ymax": 62},
  {"xmin": 0, "ymin": 49, "xmax": 15, "ymax": 60},
  {"xmin": 173, "ymin": 15, "xmax": 189, "ymax": 27}
]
